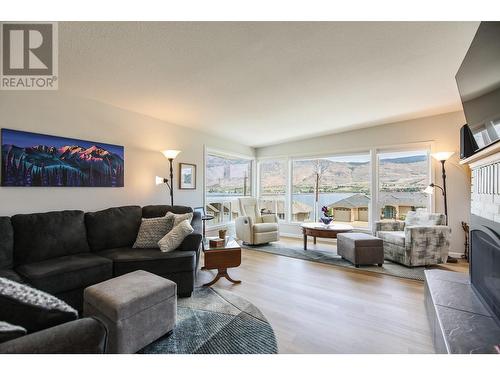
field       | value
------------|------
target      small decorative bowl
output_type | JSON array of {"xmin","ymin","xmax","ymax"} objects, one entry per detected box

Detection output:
[{"xmin": 320, "ymin": 216, "xmax": 333, "ymax": 225}]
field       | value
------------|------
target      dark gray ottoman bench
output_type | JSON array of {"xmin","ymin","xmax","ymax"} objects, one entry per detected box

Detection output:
[
  {"xmin": 337, "ymin": 233, "xmax": 384, "ymax": 267},
  {"xmin": 83, "ymin": 270, "xmax": 177, "ymax": 354}
]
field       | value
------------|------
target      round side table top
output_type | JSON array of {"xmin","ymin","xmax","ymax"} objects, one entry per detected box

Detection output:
[{"xmin": 300, "ymin": 222, "xmax": 354, "ymax": 232}]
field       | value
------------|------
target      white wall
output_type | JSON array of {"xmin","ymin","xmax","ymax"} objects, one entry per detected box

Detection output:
[
  {"xmin": 0, "ymin": 92, "xmax": 254, "ymax": 215},
  {"xmin": 257, "ymin": 111, "xmax": 471, "ymax": 256}
]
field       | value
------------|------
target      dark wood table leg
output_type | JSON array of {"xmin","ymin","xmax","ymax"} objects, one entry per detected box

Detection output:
[
  {"xmin": 303, "ymin": 233, "xmax": 307, "ymax": 250},
  {"xmin": 203, "ymin": 268, "xmax": 241, "ymax": 287},
  {"xmin": 203, "ymin": 271, "xmax": 222, "ymax": 287},
  {"xmin": 313, "ymin": 236, "xmax": 317, "ymax": 244},
  {"xmin": 223, "ymin": 269, "xmax": 241, "ymax": 284}
]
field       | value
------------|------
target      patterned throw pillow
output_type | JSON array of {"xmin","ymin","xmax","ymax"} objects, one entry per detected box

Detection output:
[
  {"xmin": 0, "ymin": 321, "xmax": 27, "ymax": 343},
  {"xmin": 0, "ymin": 277, "xmax": 78, "ymax": 333},
  {"xmin": 158, "ymin": 219, "xmax": 194, "ymax": 252},
  {"xmin": 166, "ymin": 211, "xmax": 193, "ymax": 227},
  {"xmin": 133, "ymin": 215, "xmax": 175, "ymax": 249}
]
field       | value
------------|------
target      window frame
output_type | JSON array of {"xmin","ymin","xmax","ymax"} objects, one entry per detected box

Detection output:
[
  {"xmin": 204, "ymin": 147, "xmax": 256, "ymax": 229},
  {"xmin": 255, "ymin": 141, "xmax": 435, "ymax": 232},
  {"xmin": 375, "ymin": 146, "xmax": 433, "ymax": 221},
  {"xmin": 289, "ymin": 151, "xmax": 373, "ymax": 228},
  {"xmin": 256, "ymin": 158, "xmax": 289, "ymax": 222}
]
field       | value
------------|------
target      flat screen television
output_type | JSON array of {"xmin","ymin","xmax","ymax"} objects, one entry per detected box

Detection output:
[{"xmin": 456, "ymin": 22, "xmax": 500, "ymax": 152}]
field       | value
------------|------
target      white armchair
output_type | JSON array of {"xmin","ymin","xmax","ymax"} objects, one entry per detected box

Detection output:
[{"xmin": 235, "ymin": 197, "xmax": 280, "ymax": 245}]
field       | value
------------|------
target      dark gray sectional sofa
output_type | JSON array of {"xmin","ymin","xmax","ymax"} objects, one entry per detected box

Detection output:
[{"xmin": 0, "ymin": 204, "xmax": 202, "ymax": 311}]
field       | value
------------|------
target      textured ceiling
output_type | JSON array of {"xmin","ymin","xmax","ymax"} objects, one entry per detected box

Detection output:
[{"xmin": 58, "ymin": 22, "xmax": 479, "ymax": 147}]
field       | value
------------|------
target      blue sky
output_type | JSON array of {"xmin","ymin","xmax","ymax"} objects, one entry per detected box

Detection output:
[{"xmin": 1, "ymin": 129, "xmax": 124, "ymax": 158}]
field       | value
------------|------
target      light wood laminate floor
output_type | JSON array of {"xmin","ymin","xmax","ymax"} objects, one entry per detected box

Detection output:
[{"xmin": 196, "ymin": 238, "xmax": 468, "ymax": 354}]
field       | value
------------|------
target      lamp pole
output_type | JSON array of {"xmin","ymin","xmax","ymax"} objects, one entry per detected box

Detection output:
[
  {"xmin": 440, "ymin": 160, "xmax": 448, "ymax": 225},
  {"xmin": 168, "ymin": 158, "xmax": 174, "ymax": 207},
  {"xmin": 161, "ymin": 150, "xmax": 181, "ymax": 207}
]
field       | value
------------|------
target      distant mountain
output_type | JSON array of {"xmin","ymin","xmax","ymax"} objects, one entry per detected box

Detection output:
[
  {"xmin": 379, "ymin": 155, "xmax": 427, "ymax": 164},
  {"xmin": 1, "ymin": 143, "xmax": 124, "ymax": 187}
]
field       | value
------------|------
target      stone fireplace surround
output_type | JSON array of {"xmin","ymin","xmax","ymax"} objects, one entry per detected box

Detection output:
[{"xmin": 424, "ymin": 143, "xmax": 500, "ymax": 354}]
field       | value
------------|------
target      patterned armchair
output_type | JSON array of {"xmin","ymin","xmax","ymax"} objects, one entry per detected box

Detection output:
[{"xmin": 375, "ymin": 210, "xmax": 451, "ymax": 267}]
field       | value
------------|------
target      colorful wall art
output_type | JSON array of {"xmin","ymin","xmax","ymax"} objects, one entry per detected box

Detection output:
[{"xmin": 1, "ymin": 129, "xmax": 124, "ymax": 187}]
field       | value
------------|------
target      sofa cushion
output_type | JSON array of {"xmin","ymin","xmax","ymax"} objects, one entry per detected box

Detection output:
[
  {"xmin": 0, "ymin": 217, "xmax": 14, "ymax": 269},
  {"xmin": 97, "ymin": 247, "xmax": 196, "ymax": 276},
  {"xmin": 12, "ymin": 211, "xmax": 90, "ymax": 265},
  {"xmin": 167, "ymin": 211, "xmax": 193, "ymax": 227},
  {"xmin": 0, "ymin": 269, "xmax": 24, "ymax": 284},
  {"xmin": 142, "ymin": 205, "xmax": 193, "ymax": 218},
  {"xmin": 378, "ymin": 231, "xmax": 406, "ymax": 247},
  {"xmin": 142, "ymin": 205, "xmax": 202, "ymax": 235},
  {"xmin": 16, "ymin": 254, "xmax": 113, "ymax": 295},
  {"xmin": 133, "ymin": 215, "xmax": 174, "ymax": 249},
  {"xmin": 158, "ymin": 219, "xmax": 194, "ymax": 252},
  {"xmin": 0, "ymin": 317, "xmax": 107, "ymax": 354},
  {"xmin": 85, "ymin": 206, "xmax": 142, "ymax": 251},
  {"xmin": 253, "ymin": 222, "xmax": 279, "ymax": 233},
  {"xmin": 0, "ymin": 321, "xmax": 27, "ymax": 344},
  {"xmin": 0, "ymin": 277, "xmax": 78, "ymax": 333}
]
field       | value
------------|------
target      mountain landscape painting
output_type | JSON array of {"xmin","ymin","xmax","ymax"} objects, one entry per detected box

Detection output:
[{"xmin": 1, "ymin": 129, "xmax": 124, "ymax": 187}]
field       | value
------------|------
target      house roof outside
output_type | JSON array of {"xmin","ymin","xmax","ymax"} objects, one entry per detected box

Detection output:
[
  {"xmin": 328, "ymin": 193, "xmax": 370, "ymax": 209},
  {"xmin": 378, "ymin": 191, "xmax": 428, "ymax": 207}
]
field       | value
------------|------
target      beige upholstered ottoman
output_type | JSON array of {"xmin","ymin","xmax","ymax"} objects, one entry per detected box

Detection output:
[
  {"xmin": 337, "ymin": 233, "xmax": 384, "ymax": 268},
  {"xmin": 83, "ymin": 270, "xmax": 176, "ymax": 354}
]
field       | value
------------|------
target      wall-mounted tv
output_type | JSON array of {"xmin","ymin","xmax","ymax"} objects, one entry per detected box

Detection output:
[{"xmin": 456, "ymin": 22, "xmax": 500, "ymax": 152}]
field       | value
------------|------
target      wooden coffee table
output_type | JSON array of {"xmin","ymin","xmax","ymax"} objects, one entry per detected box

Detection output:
[
  {"xmin": 300, "ymin": 223, "xmax": 353, "ymax": 250},
  {"xmin": 202, "ymin": 238, "xmax": 241, "ymax": 287}
]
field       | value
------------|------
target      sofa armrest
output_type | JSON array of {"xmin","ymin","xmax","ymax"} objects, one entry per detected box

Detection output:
[
  {"xmin": 374, "ymin": 220, "xmax": 405, "ymax": 234},
  {"xmin": 261, "ymin": 214, "xmax": 278, "ymax": 223},
  {"xmin": 405, "ymin": 225, "xmax": 451, "ymax": 262},
  {"xmin": 0, "ymin": 317, "xmax": 107, "ymax": 354},
  {"xmin": 179, "ymin": 232, "xmax": 202, "ymax": 252},
  {"xmin": 235, "ymin": 216, "xmax": 254, "ymax": 244},
  {"xmin": 191, "ymin": 211, "xmax": 203, "ymax": 235}
]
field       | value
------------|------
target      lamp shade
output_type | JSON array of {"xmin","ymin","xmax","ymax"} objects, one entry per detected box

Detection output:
[
  {"xmin": 155, "ymin": 176, "xmax": 167, "ymax": 185},
  {"xmin": 161, "ymin": 150, "xmax": 181, "ymax": 159},
  {"xmin": 431, "ymin": 151, "xmax": 454, "ymax": 161}
]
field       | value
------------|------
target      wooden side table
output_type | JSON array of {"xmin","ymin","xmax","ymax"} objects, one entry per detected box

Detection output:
[
  {"xmin": 202, "ymin": 238, "xmax": 241, "ymax": 287},
  {"xmin": 300, "ymin": 223, "xmax": 353, "ymax": 250}
]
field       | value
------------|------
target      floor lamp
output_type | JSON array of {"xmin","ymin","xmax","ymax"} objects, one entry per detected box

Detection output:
[
  {"xmin": 156, "ymin": 149, "xmax": 181, "ymax": 206},
  {"xmin": 424, "ymin": 151, "xmax": 456, "ymax": 263}
]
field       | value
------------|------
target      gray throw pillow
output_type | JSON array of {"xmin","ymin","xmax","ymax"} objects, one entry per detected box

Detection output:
[
  {"xmin": 0, "ymin": 277, "xmax": 78, "ymax": 333},
  {"xmin": 133, "ymin": 215, "xmax": 175, "ymax": 249},
  {"xmin": 158, "ymin": 219, "xmax": 194, "ymax": 252},
  {"xmin": 0, "ymin": 321, "xmax": 27, "ymax": 343},
  {"xmin": 166, "ymin": 211, "xmax": 193, "ymax": 227}
]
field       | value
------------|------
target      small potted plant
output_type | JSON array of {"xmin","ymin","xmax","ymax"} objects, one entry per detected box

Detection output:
[{"xmin": 320, "ymin": 206, "xmax": 334, "ymax": 225}]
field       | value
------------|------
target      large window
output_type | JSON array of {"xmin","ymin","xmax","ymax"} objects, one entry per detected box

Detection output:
[
  {"xmin": 377, "ymin": 149, "xmax": 430, "ymax": 220},
  {"xmin": 290, "ymin": 154, "xmax": 371, "ymax": 227},
  {"xmin": 205, "ymin": 152, "xmax": 253, "ymax": 226},
  {"xmin": 258, "ymin": 159, "xmax": 287, "ymax": 220},
  {"xmin": 231, "ymin": 146, "xmax": 432, "ymax": 232}
]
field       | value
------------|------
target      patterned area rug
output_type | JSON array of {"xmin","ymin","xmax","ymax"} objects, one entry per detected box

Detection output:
[
  {"xmin": 139, "ymin": 287, "xmax": 278, "ymax": 354},
  {"xmin": 242, "ymin": 241, "xmax": 427, "ymax": 281}
]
